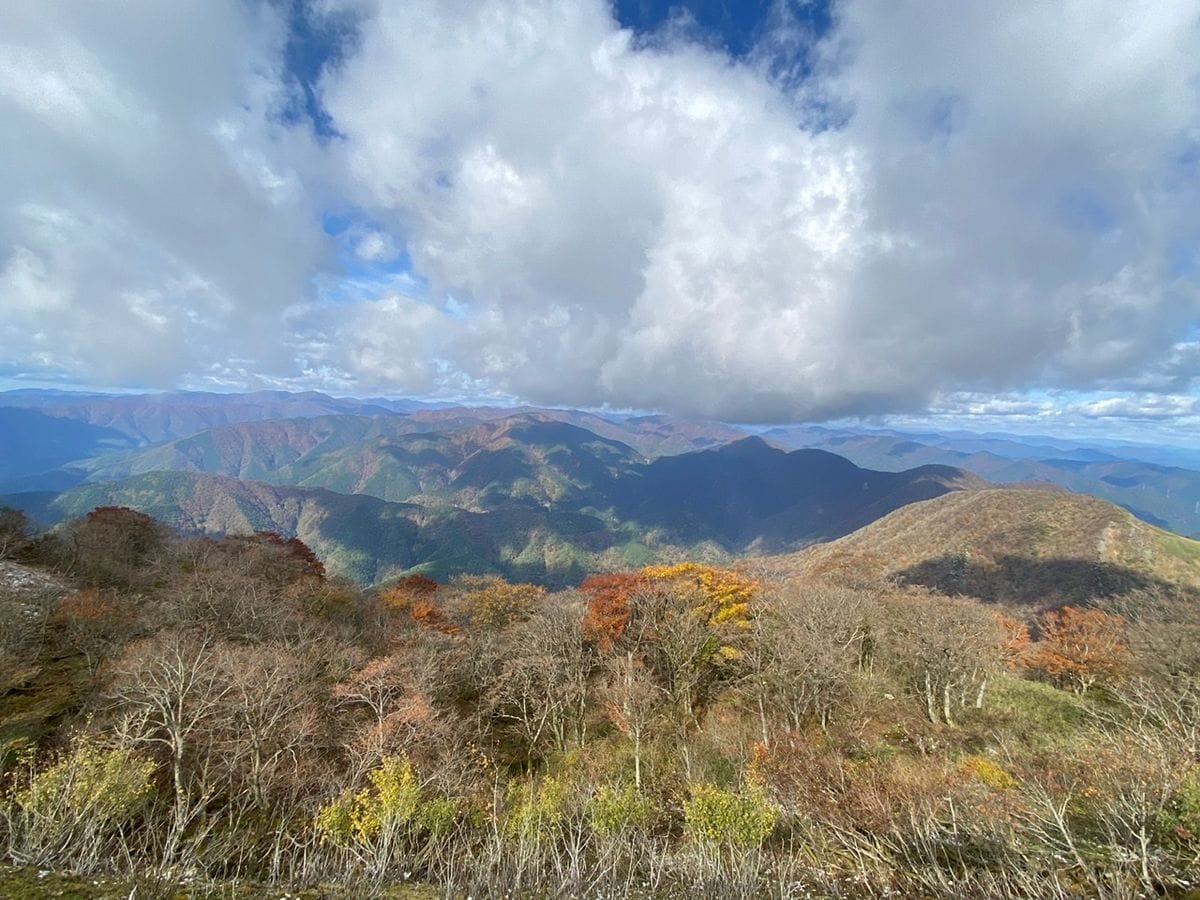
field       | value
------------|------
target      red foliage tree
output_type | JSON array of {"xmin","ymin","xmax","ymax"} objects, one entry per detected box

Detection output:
[
  {"xmin": 50, "ymin": 587, "xmax": 134, "ymax": 672},
  {"xmin": 580, "ymin": 572, "xmax": 645, "ymax": 651},
  {"xmin": 250, "ymin": 531, "xmax": 326, "ymax": 580},
  {"xmin": 1033, "ymin": 606, "xmax": 1131, "ymax": 694}
]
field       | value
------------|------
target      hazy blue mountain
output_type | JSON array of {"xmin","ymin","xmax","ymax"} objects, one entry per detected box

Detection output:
[
  {"xmin": 0, "ymin": 389, "xmax": 402, "ymax": 444},
  {"xmin": 764, "ymin": 427, "xmax": 1200, "ymax": 538},
  {"xmin": 0, "ymin": 407, "xmax": 136, "ymax": 483}
]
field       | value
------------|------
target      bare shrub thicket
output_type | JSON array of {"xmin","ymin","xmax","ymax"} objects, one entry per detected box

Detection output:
[{"xmin": 2, "ymin": 510, "xmax": 1199, "ymax": 897}]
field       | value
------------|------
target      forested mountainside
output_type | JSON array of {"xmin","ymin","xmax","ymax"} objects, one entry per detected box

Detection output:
[
  {"xmin": 2, "ymin": 433, "xmax": 979, "ymax": 586},
  {"xmin": 5, "ymin": 390, "xmax": 1199, "ymax": 543}
]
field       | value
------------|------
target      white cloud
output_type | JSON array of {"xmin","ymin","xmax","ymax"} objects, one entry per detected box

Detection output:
[
  {"xmin": 2, "ymin": 0, "xmax": 1198, "ymax": 428},
  {"xmin": 0, "ymin": 1, "xmax": 327, "ymax": 385},
  {"xmin": 355, "ymin": 231, "xmax": 397, "ymax": 262},
  {"xmin": 1079, "ymin": 394, "xmax": 1200, "ymax": 420},
  {"xmin": 316, "ymin": 0, "xmax": 1200, "ymax": 420}
]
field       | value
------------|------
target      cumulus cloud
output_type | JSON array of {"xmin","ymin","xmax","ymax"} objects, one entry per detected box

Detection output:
[
  {"xmin": 315, "ymin": 0, "xmax": 1200, "ymax": 421},
  {"xmin": 0, "ymin": 1, "xmax": 327, "ymax": 385},
  {"xmin": 892, "ymin": 389, "xmax": 1200, "ymax": 443},
  {"xmin": 2, "ymin": 0, "xmax": 1198, "ymax": 428},
  {"xmin": 1079, "ymin": 394, "xmax": 1200, "ymax": 421}
]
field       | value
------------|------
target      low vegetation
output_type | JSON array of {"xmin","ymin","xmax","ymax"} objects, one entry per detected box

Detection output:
[{"xmin": 1, "ymin": 504, "xmax": 1199, "ymax": 897}]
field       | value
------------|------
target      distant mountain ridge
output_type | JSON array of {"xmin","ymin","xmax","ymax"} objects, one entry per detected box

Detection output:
[
  {"xmin": 0, "ymin": 390, "xmax": 749, "ymax": 494},
  {"xmin": 765, "ymin": 426, "xmax": 1200, "ymax": 537},
  {"xmin": 0, "ymin": 407, "xmax": 137, "ymax": 483},
  {"xmin": 603, "ymin": 437, "xmax": 985, "ymax": 550},
  {"xmin": 2, "ymin": 435, "xmax": 980, "ymax": 586},
  {"xmin": 0, "ymin": 389, "xmax": 426, "ymax": 444}
]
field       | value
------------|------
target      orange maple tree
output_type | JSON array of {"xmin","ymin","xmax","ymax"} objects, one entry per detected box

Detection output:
[
  {"xmin": 581, "ymin": 563, "xmax": 759, "ymax": 652},
  {"xmin": 377, "ymin": 574, "xmax": 456, "ymax": 633},
  {"xmin": 1032, "ymin": 606, "xmax": 1130, "ymax": 694},
  {"xmin": 995, "ymin": 613, "xmax": 1031, "ymax": 671},
  {"xmin": 580, "ymin": 572, "xmax": 645, "ymax": 650}
]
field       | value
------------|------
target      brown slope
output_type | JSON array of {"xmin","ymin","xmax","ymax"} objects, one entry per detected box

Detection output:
[{"xmin": 767, "ymin": 487, "xmax": 1200, "ymax": 606}]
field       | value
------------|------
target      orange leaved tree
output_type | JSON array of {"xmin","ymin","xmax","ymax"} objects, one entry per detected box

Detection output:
[
  {"xmin": 1033, "ymin": 606, "xmax": 1130, "ymax": 694},
  {"xmin": 580, "ymin": 571, "xmax": 645, "ymax": 650}
]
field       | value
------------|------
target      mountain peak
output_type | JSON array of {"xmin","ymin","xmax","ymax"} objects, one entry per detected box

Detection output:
[{"xmin": 714, "ymin": 434, "xmax": 779, "ymax": 455}]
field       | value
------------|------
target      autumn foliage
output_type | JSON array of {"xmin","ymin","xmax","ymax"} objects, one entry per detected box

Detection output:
[
  {"xmin": 641, "ymin": 562, "xmax": 758, "ymax": 628},
  {"xmin": 581, "ymin": 563, "xmax": 758, "ymax": 652},
  {"xmin": 49, "ymin": 588, "xmax": 134, "ymax": 670},
  {"xmin": 995, "ymin": 612, "xmax": 1032, "ymax": 671},
  {"xmin": 7, "ymin": 502, "xmax": 1200, "ymax": 896},
  {"xmin": 378, "ymin": 575, "xmax": 456, "ymax": 633},
  {"xmin": 1032, "ymin": 605, "xmax": 1131, "ymax": 694},
  {"xmin": 580, "ymin": 572, "xmax": 645, "ymax": 650},
  {"xmin": 455, "ymin": 575, "xmax": 545, "ymax": 629}
]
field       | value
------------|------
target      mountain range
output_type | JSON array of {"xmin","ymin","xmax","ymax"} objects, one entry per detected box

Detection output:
[
  {"xmin": 3, "ymin": 388, "xmax": 1199, "ymax": 586},
  {"xmin": 3, "ymin": 421, "xmax": 978, "ymax": 585},
  {"xmin": 766, "ymin": 425, "xmax": 1200, "ymax": 537}
]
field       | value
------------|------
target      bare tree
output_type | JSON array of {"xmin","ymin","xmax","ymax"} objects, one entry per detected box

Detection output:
[
  {"xmin": 624, "ymin": 582, "xmax": 722, "ymax": 725},
  {"xmin": 333, "ymin": 653, "xmax": 410, "ymax": 739},
  {"xmin": 881, "ymin": 590, "xmax": 1003, "ymax": 726},
  {"xmin": 601, "ymin": 652, "xmax": 664, "ymax": 790},
  {"xmin": 212, "ymin": 642, "xmax": 322, "ymax": 809},
  {"xmin": 741, "ymin": 581, "xmax": 871, "ymax": 741},
  {"xmin": 0, "ymin": 507, "xmax": 30, "ymax": 560},
  {"xmin": 106, "ymin": 629, "xmax": 228, "ymax": 860},
  {"xmin": 485, "ymin": 593, "xmax": 595, "ymax": 762}
]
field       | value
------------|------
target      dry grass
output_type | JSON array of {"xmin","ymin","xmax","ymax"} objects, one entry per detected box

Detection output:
[{"xmin": 760, "ymin": 489, "xmax": 1200, "ymax": 607}]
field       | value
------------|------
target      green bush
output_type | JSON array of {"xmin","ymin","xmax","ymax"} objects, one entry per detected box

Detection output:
[
  {"xmin": 314, "ymin": 754, "xmax": 457, "ymax": 860},
  {"xmin": 1160, "ymin": 768, "xmax": 1200, "ymax": 849},
  {"xmin": 682, "ymin": 782, "xmax": 779, "ymax": 848},
  {"xmin": 3, "ymin": 737, "xmax": 155, "ymax": 865},
  {"xmin": 589, "ymin": 782, "xmax": 653, "ymax": 838},
  {"xmin": 504, "ymin": 776, "xmax": 568, "ymax": 843}
]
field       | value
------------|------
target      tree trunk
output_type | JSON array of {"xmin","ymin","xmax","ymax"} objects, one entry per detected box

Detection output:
[
  {"xmin": 942, "ymin": 683, "xmax": 955, "ymax": 727},
  {"xmin": 756, "ymin": 690, "xmax": 769, "ymax": 748},
  {"xmin": 633, "ymin": 728, "xmax": 642, "ymax": 790}
]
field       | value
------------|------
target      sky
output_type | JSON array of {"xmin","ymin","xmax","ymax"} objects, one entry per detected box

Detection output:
[{"xmin": 1, "ymin": 0, "xmax": 1198, "ymax": 443}]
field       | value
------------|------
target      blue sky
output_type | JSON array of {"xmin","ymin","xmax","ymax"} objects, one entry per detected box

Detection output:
[{"xmin": 1, "ymin": 0, "xmax": 1197, "ymax": 443}]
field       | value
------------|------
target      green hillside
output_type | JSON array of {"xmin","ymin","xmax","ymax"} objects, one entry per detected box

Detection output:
[{"xmin": 5, "ymin": 439, "xmax": 982, "ymax": 586}]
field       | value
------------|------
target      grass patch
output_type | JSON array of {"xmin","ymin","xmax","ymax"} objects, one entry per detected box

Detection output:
[
  {"xmin": 1157, "ymin": 529, "xmax": 1200, "ymax": 565},
  {"xmin": 0, "ymin": 866, "xmax": 437, "ymax": 899},
  {"xmin": 984, "ymin": 674, "xmax": 1092, "ymax": 751}
]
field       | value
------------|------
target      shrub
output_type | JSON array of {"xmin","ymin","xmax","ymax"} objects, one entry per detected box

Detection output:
[
  {"xmin": 1160, "ymin": 768, "xmax": 1200, "ymax": 849},
  {"xmin": 504, "ymin": 776, "xmax": 568, "ymax": 843},
  {"xmin": 2, "ymin": 737, "xmax": 155, "ymax": 867},
  {"xmin": 682, "ymin": 783, "xmax": 779, "ymax": 848},
  {"xmin": 589, "ymin": 782, "xmax": 653, "ymax": 838},
  {"xmin": 314, "ymin": 754, "xmax": 456, "ymax": 869},
  {"xmin": 960, "ymin": 754, "xmax": 1017, "ymax": 790}
]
